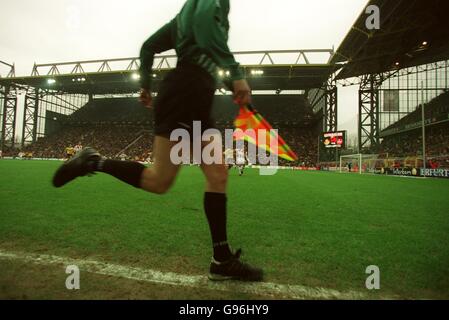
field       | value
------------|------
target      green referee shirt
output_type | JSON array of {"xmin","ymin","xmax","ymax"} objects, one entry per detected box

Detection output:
[{"xmin": 139, "ymin": 0, "xmax": 244, "ymax": 90}]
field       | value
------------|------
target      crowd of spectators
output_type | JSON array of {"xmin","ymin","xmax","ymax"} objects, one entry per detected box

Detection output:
[
  {"xmin": 277, "ymin": 127, "xmax": 317, "ymax": 167},
  {"xmin": 380, "ymin": 123, "xmax": 449, "ymax": 157},
  {"xmin": 379, "ymin": 122, "xmax": 449, "ymax": 168},
  {"xmin": 21, "ymin": 125, "xmax": 152, "ymax": 160},
  {"xmin": 379, "ymin": 91, "xmax": 449, "ymax": 168},
  {"xmin": 2, "ymin": 95, "xmax": 319, "ymax": 167},
  {"xmin": 12, "ymin": 123, "xmax": 316, "ymax": 167}
]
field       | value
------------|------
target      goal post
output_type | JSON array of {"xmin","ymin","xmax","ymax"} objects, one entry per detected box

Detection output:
[
  {"xmin": 340, "ymin": 154, "xmax": 362, "ymax": 174},
  {"xmin": 339, "ymin": 154, "xmax": 380, "ymax": 174}
]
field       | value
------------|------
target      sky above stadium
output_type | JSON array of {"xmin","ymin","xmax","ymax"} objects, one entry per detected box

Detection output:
[{"xmin": 0, "ymin": 0, "xmax": 368, "ymax": 138}]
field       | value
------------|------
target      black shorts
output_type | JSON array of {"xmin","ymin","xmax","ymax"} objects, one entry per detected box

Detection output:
[{"xmin": 153, "ymin": 63, "xmax": 216, "ymax": 137}]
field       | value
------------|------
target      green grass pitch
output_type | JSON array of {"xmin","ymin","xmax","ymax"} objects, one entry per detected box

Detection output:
[{"xmin": 0, "ymin": 159, "xmax": 448, "ymax": 299}]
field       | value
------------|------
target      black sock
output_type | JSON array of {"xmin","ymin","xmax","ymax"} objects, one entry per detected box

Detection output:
[
  {"xmin": 92, "ymin": 159, "xmax": 146, "ymax": 189},
  {"xmin": 204, "ymin": 192, "xmax": 233, "ymax": 262}
]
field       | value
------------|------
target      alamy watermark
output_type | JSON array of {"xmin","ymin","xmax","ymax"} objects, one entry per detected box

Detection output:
[
  {"xmin": 63, "ymin": 263, "xmax": 381, "ymax": 292},
  {"xmin": 65, "ymin": 265, "xmax": 80, "ymax": 290},
  {"xmin": 365, "ymin": 5, "xmax": 380, "ymax": 30},
  {"xmin": 169, "ymin": 121, "xmax": 280, "ymax": 176},
  {"xmin": 365, "ymin": 265, "xmax": 380, "ymax": 290}
]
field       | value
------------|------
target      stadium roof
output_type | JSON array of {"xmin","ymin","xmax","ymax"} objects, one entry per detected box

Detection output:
[
  {"xmin": 0, "ymin": 60, "xmax": 15, "ymax": 78},
  {"xmin": 331, "ymin": 0, "xmax": 449, "ymax": 80},
  {"xmin": 0, "ymin": 50, "xmax": 339, "ymax": 95}
]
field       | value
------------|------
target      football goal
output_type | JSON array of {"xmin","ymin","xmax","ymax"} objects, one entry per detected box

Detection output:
[{"xmin": 339, "ymin": 154, "xmax": 380, "ymax": 174}]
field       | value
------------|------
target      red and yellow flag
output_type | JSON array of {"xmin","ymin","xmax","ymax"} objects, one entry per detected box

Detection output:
[{"xmin": 233, "ymin": 104, "xmax": 298, "ymax": 162}]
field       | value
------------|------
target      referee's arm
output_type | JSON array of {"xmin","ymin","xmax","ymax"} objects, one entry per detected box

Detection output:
[{"xmin": 139, "ymin": 21, "xmax": 175, "ymax": 90}]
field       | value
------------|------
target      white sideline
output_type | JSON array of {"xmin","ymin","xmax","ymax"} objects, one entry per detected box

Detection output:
[{"xmin": 0, "ymin": 249, "xmax": 367, "ymax": 300}]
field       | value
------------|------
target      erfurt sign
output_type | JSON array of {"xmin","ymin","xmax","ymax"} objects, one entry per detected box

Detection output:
[
  {"xmin": 420, "ymin": 168, "xmax": 449, "ymax": 178},
  {"xmin": 379, "ymin": 168, "xmax": 449, "ymax": 179}
]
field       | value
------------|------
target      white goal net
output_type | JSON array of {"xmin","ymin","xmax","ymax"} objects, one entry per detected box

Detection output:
[{"xmin": 339, "ymin": 154, "xmax": 380, "ymax": 174}]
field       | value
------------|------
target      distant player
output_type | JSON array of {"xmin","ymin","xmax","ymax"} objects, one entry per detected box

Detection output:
[
  {"xmin": 224, "ymin": 148, "xmax": 234, "ymax": 170},
  {"xmin": 0, "ymin": 150, "xmax": 2, "ymax": 159},
  {"xmin": 74, "ymin": 143, "xmax": 83, "ymax": 154},
  {"xmin": 236, "ymin": 148, "xmax": 246, "ymax": 176},
  {"xmin": 146, "ymin": 152, "xmax": 153, "ymax": 164},
  {"xmin": 120, "ymin": 153, "xmax": 128, "ymax": 161},
  {"xmin": 65, "ymin": 145, "xmax": 75, "ymax": 160}
]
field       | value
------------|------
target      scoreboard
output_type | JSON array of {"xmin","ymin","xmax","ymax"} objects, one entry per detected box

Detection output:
[{"xmin": 322, "ymin": 131, "xmax": 346, "ymax": 149}]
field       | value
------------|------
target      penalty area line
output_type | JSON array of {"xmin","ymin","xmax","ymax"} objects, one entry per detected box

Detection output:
[{"xmin": 0, "ymin": 249, "xmax": 367, "ymax": 300}]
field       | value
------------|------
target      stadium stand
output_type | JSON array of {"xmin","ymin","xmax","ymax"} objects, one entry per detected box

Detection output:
[
  {"xmin": 20, "ymin": 95, "xmax": 319, "ymax": 166},
  {"xmin": 379, "ymin": 91, "xmax": 449, "ymax": 168},
  {"xmin": 9, "ymin": 89, "xmax": 448, "ymax": 169},
  {"xmin": 68, "ymin": 98, "xmax": 153, "ymax": 124},
  {"xmin": 382, "ymin": 91, "xmax": 449, "ymax": 135},
  {"xmin": 23, "ymin": 125, "xmax": 152, "ymax": 160}
]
